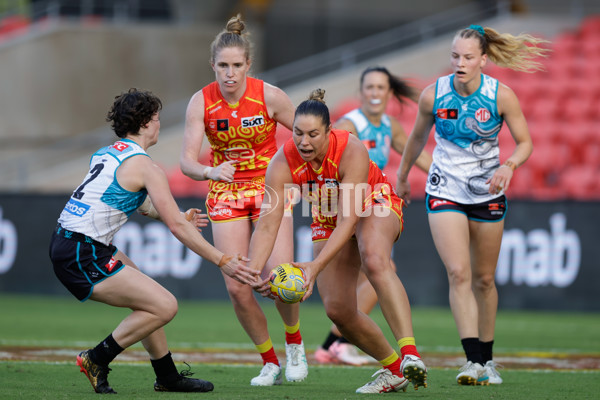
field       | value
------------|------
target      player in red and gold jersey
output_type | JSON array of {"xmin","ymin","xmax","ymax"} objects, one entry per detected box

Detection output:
[
  {"xmin": 248, "ymin": 89, "xmax": 428, "ymax": 394},
  {"xmin": 180, "ymin": 15, "xmax": 307, "ymax": 386}
]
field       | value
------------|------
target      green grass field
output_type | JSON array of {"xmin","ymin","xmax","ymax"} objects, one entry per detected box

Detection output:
[{"xmin": 1, "ymin": 293, "xmax": 599, "ymax": 399}]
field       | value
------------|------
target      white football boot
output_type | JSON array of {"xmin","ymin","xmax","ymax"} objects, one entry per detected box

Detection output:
[
  {"xmin": 456, "ymin": 361, "xmax": 489, "ymax": 385},
  {"xmin": 285, "ymin": 342, "xmax": 308, "ymax": 382},
  {"xmin": 355, "ymin": 368, "xmax": 408, "ymax": 393},
  {"xmin": 484, "ymin": 360, "xmax": 503, "ymax": 384},
  {"xmin": 250, "ymin": 362, "xmax": 283, "ymax": 386},
  {"xmin": 400, "ymin": 354, "xmax": 428, "ymax": 389}
]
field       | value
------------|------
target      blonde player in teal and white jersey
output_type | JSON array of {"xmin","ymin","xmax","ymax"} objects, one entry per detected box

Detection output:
[
  {"xmin": 50, "ymin": 88, "xmax": 259, "ymax": 395},
  {"xmin": 397, "ymin": 25, "xmax": 548, "ymax": 385}
]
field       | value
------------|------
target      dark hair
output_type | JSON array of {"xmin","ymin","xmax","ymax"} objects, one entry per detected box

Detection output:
[
  {"xmin": 294, "ymin": 88, "xmax": 331, "ymax": 127},
  {"xmin": 360, "ymin": 66, "xmax": 417, "ymax": 103},
  {"xmin": 455, "ymin": 26, "xmax": 550, "ymax": 72},
  {"xmin": 210, "ymin": 14, "xmax": 253, "ymax": 64},
  {"xmin": 106, "ymin": 88, "xmax": 162, "ymax": 138}
]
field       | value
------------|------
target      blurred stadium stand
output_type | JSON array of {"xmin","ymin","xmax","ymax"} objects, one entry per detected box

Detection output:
[{"xmin": 0, "ymin": 0, "xmax": 598, "ymax": 200}]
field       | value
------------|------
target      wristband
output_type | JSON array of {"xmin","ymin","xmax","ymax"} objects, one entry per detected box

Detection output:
[
  {"xmin": 203, "ymin": 166, "xmax": 213, "ymax": 179},
  {"xmin": 218, "ymin": 254, "xmax": 233, "ymax": 268},
  {"xmin": 503, "ymin": 160, "xmax": 517, "ymax": 171}
]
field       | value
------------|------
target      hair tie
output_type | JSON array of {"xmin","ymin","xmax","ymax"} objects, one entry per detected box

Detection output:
[{"xmin": 469, "ymin": 24, "xmax": 485, "ymax": 36}]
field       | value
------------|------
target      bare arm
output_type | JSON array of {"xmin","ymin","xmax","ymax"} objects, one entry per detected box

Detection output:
[
  {"xmin": 119, "ymin": 155, "xmax": 258, "ymax": 284},
  {"xmin": 264, "ymin": 83, "xmax": 295, "ymax": 130},
  {"xmin": 487, "ymin": 83, "xmax": 533, "ymax": 194},
  {"xmin": 180, "ymin": 90, "xmax": 236, "ymax": 182},
  {"xmin": 389, "ymin": 117, "xmax": 432, "ymax": 173},
  {"xmin": 293, "ymin": 136, "xmax": 369, "ymax": 299},
  {"xmin": 396, "ymin": 84, "xmax": 436, "ymax": 204},
  {"xmin": 312, "ymin": 138, "xmax": 368, "ymax": 269},
  {"xmin": 247, "ymin": 149, "xmax": 291, "ymax": 273}
]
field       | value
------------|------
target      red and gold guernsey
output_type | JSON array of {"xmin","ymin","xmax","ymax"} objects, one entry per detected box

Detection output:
[
  {"xmin": 284, "ymin": 129, "xmax": 404, "ymax": 241},
  {"xmin": 202, "ymin": 77, "xmax": 278, "ymax": 222}
]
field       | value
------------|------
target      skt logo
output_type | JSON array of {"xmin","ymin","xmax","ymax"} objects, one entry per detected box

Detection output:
[{"xmin": 241, "ymin": 115, "xmax": 265, "ymax": 128}]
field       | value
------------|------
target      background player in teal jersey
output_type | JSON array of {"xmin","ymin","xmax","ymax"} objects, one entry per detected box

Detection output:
[
  {"xmin": 397, "ymin": 25, "xmax": 548, "ymax": 385},
  {"xmin": 315, "ymin": 66, "xmax": 432, "ymax": 366}
]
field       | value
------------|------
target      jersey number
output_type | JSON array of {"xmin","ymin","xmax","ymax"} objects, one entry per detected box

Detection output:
[{"xmin": 72, "ymin": 163, "xmax": 104, "ymax": 200}]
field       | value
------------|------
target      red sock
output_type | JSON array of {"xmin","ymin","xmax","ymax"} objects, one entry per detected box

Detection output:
[
  {"xmin": 400, "ymin": 345, "xmax": 420, "ymax": 359},
  {"xmin": 260, "ymin": 347, "xmax": 279, "ymax": 366},
  {"xmin": 285, "ymin": 330, "xmax": 303, "ymax": 345},
  {"xmin": 384, "ymin": 358, "xmax": 402, "ymax": 377}
]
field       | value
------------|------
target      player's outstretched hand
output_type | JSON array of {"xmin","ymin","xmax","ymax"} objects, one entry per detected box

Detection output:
[
  {"xmin": 184, "ymin": 208, "xmax": 209, "ymax": 230},
  {"xmin": 291, "ymin": 261, "xmax": 316, "ymax": 302},
  {"xmin": 251, "ymin": 276, "xmax": 277, "ymax": 300},
  {"xmin": 220, "ymin": 254, "xmax": 259, "ymax": 285}
]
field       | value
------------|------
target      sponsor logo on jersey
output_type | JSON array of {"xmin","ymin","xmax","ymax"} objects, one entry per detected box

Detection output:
[
  {"xmin": 324, "ymin": 178, "xmax": 339, "ymax": 189},
  {"xmin": 208, "ymin": 105, "xmax": 222, "ymax": 115},
  {"xmin": 64, "ymin": 198, "xmax": 91, "ymax": 217},
  {"xmin": 216, "ymin": 119, "xmax": 229, "ymax": 131},
  {"xmin": 105, "ymin": 257, "xmax": 118, "ymax": 272},
  {"xmin": 475, "ymin": 108, "xmax": 491, "ymax": 123},
  {"xmin": 232, "ymin": 110, "xmax": 238, "ymax": 118},
  {"xmin": 241, "ymin": 115, "xmax": 265, "ymax": 128},
  {"xmin": 224, "ymin": 147, "xmax": 255, "ymax": 161},
  {"xmin": 112, "ymin": 141, "xmax": 130, "ymax": 152},
  {"xmin": 436, "ymin": 108, "xmax": 458, "ymax": 119}
]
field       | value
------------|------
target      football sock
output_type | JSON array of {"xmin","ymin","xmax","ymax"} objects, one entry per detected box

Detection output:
[
  {"xmin": 321, "ymin": 331, "xmax": 341, "ymax": 350},
  {"xmin": 338, "ymin": 336, "xmax": 350, "ymax": 344},
  {"xmin": 90, "ymin": 333, "xmax": 124, "ymax": 367},
  {"xmin": 461, "ymin": 337, "xmax": 484, "ymax": 365},
  {"xmin": 379, "ymin": 352, "xmax": 402, "ymax": 376},
  {"xmin": 284, "ymin": 321, "xmax": 302, "ymax": 345},
  {"xmin": 256, "ymin": 338, "xmax": 279, "ymax": 366},
  {"xmin": 480, "ymin": 340, "xmax": 494, "ymax": 363},
  {"xmin": 151, "ymin": 351, "xmax": 180, "ymax": 384},
  {"xmin": 398, "ymin": 337, "xmax": 421, "ymax": 359}
]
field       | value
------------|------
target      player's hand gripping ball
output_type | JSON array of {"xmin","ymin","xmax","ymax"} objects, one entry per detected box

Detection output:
[{"xmin": 269, "ymin": 263, "xmax": 306, "ymax": 304}]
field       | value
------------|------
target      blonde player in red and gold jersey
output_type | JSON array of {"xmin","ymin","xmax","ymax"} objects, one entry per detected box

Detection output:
[
  {"xmin": 248, "ymin": 89, "xmax": 428, "ymax": 394},
  {"xmin": 180, "ymin": 15, "xmax": 306, "ymax": 386}
]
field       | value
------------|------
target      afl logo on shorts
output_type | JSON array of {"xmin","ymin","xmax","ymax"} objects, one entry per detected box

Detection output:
[
  {"xmin": 475, "ymin": 108, "xmax": 491, "ymax": 123},
  {"xmin": 241, "ymin": 115, "xmax": 265, "ymax": 128},
  {"xmin": 224, "ymin": 147, "xmax": 256, "ymax": 161}
]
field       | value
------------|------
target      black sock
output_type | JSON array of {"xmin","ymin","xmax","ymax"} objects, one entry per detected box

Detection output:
[
  {"xmin": 90, "ymin": 334, "xmax": 124, "ymax": 367},
  {"xmin": 461, "ymin": 338, "xmax": 483, "ymax": 365},
  {"xmin": 151, "ymin": 352, "xmax": 180, "ymax": 384},
  {"xmin": 480, "ymin": 340, "xmax": 494, "ymax": 363},
  {"xmin": 321, "ymin": 331, "xmax": 342, "ymax": 350},
  {"xmin": 338, "ymin": 336, "xmax": 350, "ymax": 344}
]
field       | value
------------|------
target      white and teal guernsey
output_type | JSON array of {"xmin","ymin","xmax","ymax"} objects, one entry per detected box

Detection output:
[
  {"xmin": 57, "ymin": 139, "xmax": 148, "ymax": 245},
  {"xmin": 340, "ymin": 108, "xmax": 392, "ymax": 170},
  {"xmin": 426, "ymin": 73, "xmax": 504, "ymax": 203}
]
